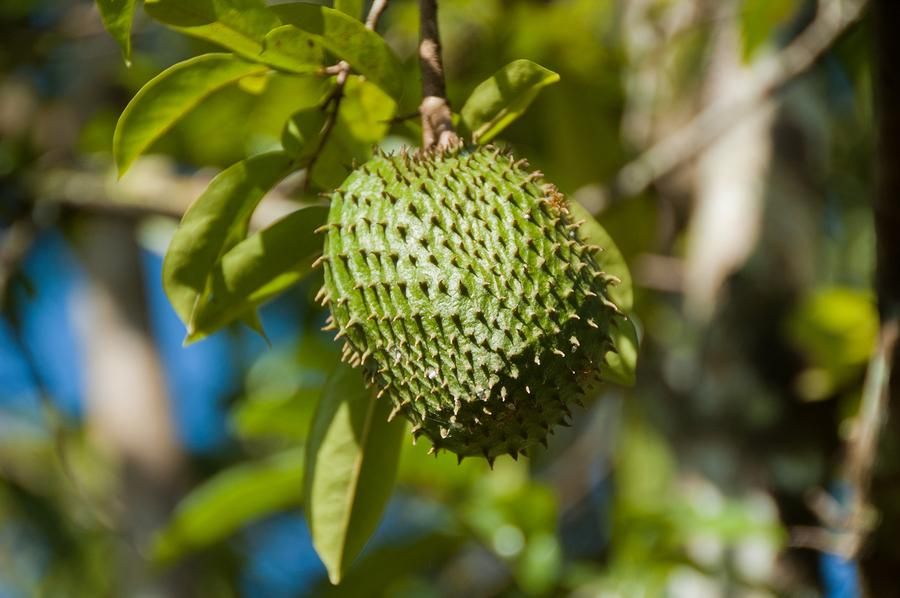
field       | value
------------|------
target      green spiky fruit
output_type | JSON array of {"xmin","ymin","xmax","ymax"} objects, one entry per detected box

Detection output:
[{"xmin": 319, "ymin": 144, "xmax": 620, "ymax": 462}]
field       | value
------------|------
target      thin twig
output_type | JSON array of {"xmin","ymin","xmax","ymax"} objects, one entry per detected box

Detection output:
[
  {"xmin": 845, "ymin": 322, "xmax": 898, "ymax": 501},
  {"xmin": 321, "ymin": 63, "xmax": 346, "ymax": 76},
  {"xmin": 800, "ymin": 0, "xmax": 900, "ymax": 567},
  {"xmin": 792, "ymin": 321, "xmax": 896, "ymax": 559},
  {"xmin": 829, "ymin": 0, "xmax": 900, "ymax": 570},
  {"xmin": 418, "ymin": 0, "xmax": 458, "ymax": 149},
  {"xmin": 304, "ymin": 61, "xmax": 350, "ymax": 190},
  {"xmin": 613, "ymin": 0, "xmax": 869, "ymax": 199},
  {"xmin": 366, "ymin": 0, "xmax": 390, "ymax": 30},
  {"xmin": 304, "ymin": 1, "xmax": 392, "ymax": 188}
]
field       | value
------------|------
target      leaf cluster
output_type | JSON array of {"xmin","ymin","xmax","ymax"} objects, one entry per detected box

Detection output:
[{"xmin": 95, "ymin": 0, "xmax": 639, "ymax": 584}]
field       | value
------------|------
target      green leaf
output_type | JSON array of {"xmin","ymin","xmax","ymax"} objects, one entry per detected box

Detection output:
[
  {"xmin": 569, "ymin": 199, "xmax": 639, "ymax": 385},
  {"xmin": 232, "ymin": 388, "xmax": 321, "ymax": 441},
  {"xmin": 272, "ymin": 3, "xmax": 404, "ymax": 99},
  {"xmin": 461, "ymin": 59, "xmax": 560, "ymax": 144},
  {"xmin": 162, "ymin": 151, "xmax": 295, "ymax": 335},
  {"xmin": 114, "ymin": 53, "xmax": 269, "ymax": 175},
  {"xmin": 786, "ymin": 288, "xmax": 877, "ymax": 368},
  {"xmin": 334, "ymin": 0, "xmax": 363, "ymax": 21},
  {"xmin": 239, "ymin": 308, "xmax": 270, "ymax": 342},
  {"xmin": 282, "ymin": 108, "xmax": 329, "ymax": 159},
  {"xmin": 237, "ymin": 71, "xmax": 270, "ymax": 94},
  {"xmin": 305, "ymin": 364, "xmax": 406, "ymax": 584},
  {"xmin": 152, "ymin": 448, "xmax": 305, "ymax": 563},
  {"xmin": 568, "ymin": 200, "xmax": 633, "ymax": 312},
  {"xmin": 96, "ymin": 0, "xmax": 139, "ymax": 63},
  {"xmin": 144, "ymin": 0, "xmax": 281, "ymax": 58},
  {"xmin": 601, "ymin": 314, "xmax": 639, "ymax": 386},
  {"xmin": 187, "ymin": 205, "xmax": 329, "ymax": 341},
  {"xmin": 259, "ymin": 25, "xmax": 326, "ymax": 74},
  {"xmin": 339, "ymin": 75, "xmax": 396, "ymax": 143}
]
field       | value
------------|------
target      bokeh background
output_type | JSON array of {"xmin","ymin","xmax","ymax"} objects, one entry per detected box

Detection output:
[{"xmin": 0, "ymin": 0, "xmax": 886, "ymax": 596}]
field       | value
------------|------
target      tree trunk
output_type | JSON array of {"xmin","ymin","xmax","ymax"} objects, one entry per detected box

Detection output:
[
  {"xmin": 74, "ymin": 214, "xmax": 191, "ymax": 597},
  {"xmin": 862, "ymin": 0, "xmax": 900, "ymax": 591}
]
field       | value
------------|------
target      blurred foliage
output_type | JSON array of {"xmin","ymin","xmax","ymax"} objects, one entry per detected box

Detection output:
[
  {"xmin": 0, "ymin": 0, "xmax": 885, "ymax": 596},
  {"xmin": 785, "ymin": 287, "xmax": 877, "ymax": 400}
]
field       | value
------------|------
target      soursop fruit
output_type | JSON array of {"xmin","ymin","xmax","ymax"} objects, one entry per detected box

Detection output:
[{"xmin": 318, "ymin": 144, "xmax": 621, "ymax": 461}]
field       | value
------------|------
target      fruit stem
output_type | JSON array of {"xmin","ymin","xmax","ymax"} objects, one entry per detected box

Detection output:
[{"xmin": 418, "ymin": 0, "xmax": 459, "ymax": 150}]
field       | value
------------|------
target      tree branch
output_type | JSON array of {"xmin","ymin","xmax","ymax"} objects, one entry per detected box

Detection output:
[
  {"xmin": 809, "ymin": 0, "xmax": 900, "ymax": 568},
  {"xmin": 873, "ymin": 0, "xmax": 900, "ymax": 320},
  {"xmin": 418, "ymin": 0, "xmax": 458, "ymax": 149},
  {"xmin": 843, "ymin": 0, "xmax": 900, "ymax": 563},
  {"xmin": 28, "ymin": 161, "xmax": 301, "ymax": 230},
  {"xmin": 613, "ymin": 0, "xmax": 869, "ymax": 199}
]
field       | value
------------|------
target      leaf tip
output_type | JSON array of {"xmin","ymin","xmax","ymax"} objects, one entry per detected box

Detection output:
[
  {"xmin": 112, "ymin": 142, "xmax": 130, "ymax": 179},
  {"xmin": 183, "ymin": 329, "xmax": 200, "ymax": 347}
]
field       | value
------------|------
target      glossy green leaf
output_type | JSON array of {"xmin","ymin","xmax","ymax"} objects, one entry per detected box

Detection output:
[
  {"xmin": 162, "ymin": 151, "xmax": 295, "ymax": 335},
  {"xmin": 144, "ymin": 0, "xmax": 280, "ymax": 58},
  {"xmin": 305, "ymin": 364, "xmax": 406, "ymax": 584},
  {"xmin": 271, "ymin": 3, "xmax": 404, "ymax": 99},
  {"xmin": 461, "ymin": 59, "xmax": 560, "ymax": 144},
  {"xmin": 152, "ymin": 448, "xmax": 304, "ymax": 563},
  {"xmin": 334, "ymin": 0, "xmax": 363, "ymax": 21},
  {"xmin": 96, "ymin": 0, "xmax": 138, "ymax": 63},
  {"xmin": 259, "ymin": 25, "xmax": 326, "ymax": 74},
  {"xmin": 187, "ymin": 205, "xmax": 329, "ymax": 341},
  {"xmin": 114, "ymin": 53, "xmax": 269, "ymax": 175},
  {"xmin": 601, "ymin": 315, "xmax": 639, "ymax": 386},
  {"xmin": 568, "ymin": 200, "xmax": 633, "ymax": 312}
]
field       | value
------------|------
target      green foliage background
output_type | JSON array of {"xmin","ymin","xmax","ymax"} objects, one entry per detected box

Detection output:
[{"xmin": 0, "ymin": 0, "xmax": 885, "ymax": 595}]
